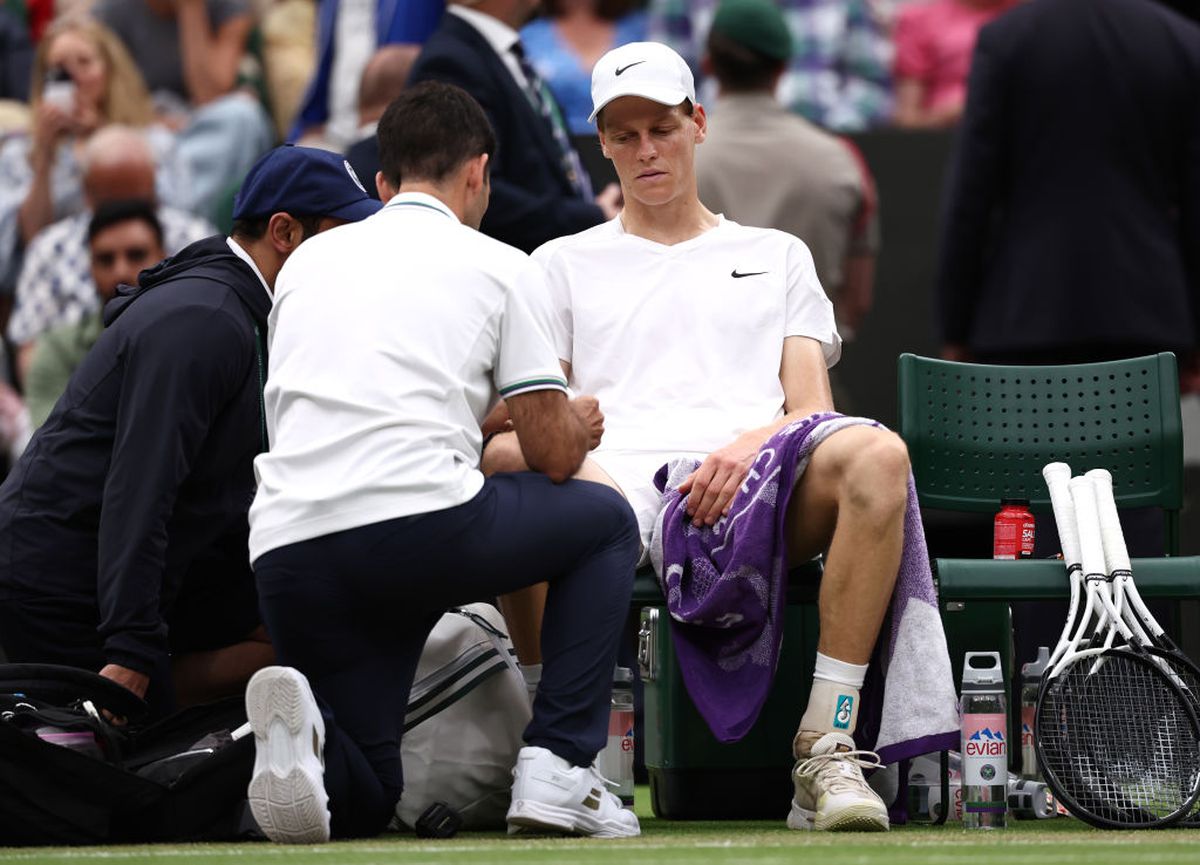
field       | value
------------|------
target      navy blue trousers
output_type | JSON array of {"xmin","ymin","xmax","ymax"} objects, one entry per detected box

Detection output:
[{"xmin": 253, "ymin": 473, "xmax": 639, "ymax": 838}]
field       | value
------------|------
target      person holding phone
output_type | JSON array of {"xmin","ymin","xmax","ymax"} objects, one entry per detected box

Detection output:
[{"xmin": 0, "ymin": 17, "xmax": 188, "ymax": 308}]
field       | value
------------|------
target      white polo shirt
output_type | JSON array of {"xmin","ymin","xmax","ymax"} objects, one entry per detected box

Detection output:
[
  {"xmin": 535, "ymin": 215, "xmax": 840, "ymax": 455},
  {"xmin": 248, "ymin": 192, "xmax": 568, "ymax": 563},
  {"xmin": 533, "ymin": 216, "xmax": 840, "ymax": 549}
]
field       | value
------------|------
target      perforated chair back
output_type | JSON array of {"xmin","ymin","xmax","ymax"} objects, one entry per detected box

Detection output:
[{"xmin": 897, "ymin": 352, "xmax": 1183, "ymax": 550}]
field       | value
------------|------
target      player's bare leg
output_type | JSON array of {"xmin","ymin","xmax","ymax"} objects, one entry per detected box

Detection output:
[{"xmin": 783, "ymin": 425, "xmax": 909, "ymax": 832}]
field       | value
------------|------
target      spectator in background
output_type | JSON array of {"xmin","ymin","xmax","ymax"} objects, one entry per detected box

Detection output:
[
  {"xmin": 290, "ymin": 0, "xmax": 445, "ymax": 148},
  {"xmin": 345, "ymin": 43, "xmax": 421, "ymax": 198},
  {"xmin": 7, "ymin": 125, "xmax": 213, "ymax": 384},
  {"xmin": 649, "ymin": 0, "xmax": 892, "ymax": 132},
  {"xmin": 937, "ymin": 0, "xmax": 1199, "ymax": 370},
  {"xmin": 0, "ymin": 16, "xmax": 188, "ymax": 310},
  {"xmin": 697, "ymin": 0, "xmax": 879, "ymax": 345},
  {"xmin": 408, "ymin": 0, "xmax": 621, "ymax": 252},
  {"xmin": 25, "ymin": 199, "xmax": 166, "ymax": 430},
  {"xmin": 23, "ymin": 0, "xmax": 57, "ymax": 42},
  {"xmin": 258, "ymin": 0, "xmax": 319, "ymax": 138},
  {"xmin": 92, "ymin": 0, "xmax": 274, "ymax": 223},
  {"xmin": 520, "ymin": 0, "xmax": 647, "ymax": 135},
  {"xmin": 892, "ymin": 0, "xmax": 1019, "ymax": 129}
]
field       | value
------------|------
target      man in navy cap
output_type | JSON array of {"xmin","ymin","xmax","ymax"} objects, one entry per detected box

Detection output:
[{"xmin": 0, "ymin": 146, "xmax": 379, "ymax": 717}]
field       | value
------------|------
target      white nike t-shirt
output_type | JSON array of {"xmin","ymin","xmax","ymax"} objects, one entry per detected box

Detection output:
[
  {"xmin": 249, "ymin": 193, "xmax": 567, "ymax": 563},
  {"xmin": 532, "ymin": 215, "xmax": 840, "ymax": 546}
]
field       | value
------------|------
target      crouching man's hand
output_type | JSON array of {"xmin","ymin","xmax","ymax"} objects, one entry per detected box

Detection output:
[{"xmin": 99, "ymin": 663, "xmax": 150, "ymax": 700}]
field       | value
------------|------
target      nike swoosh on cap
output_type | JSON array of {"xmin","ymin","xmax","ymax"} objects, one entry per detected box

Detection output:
[
  {"xmin": 731, "ymin": 270, "xmax": 768, "ymax": 278},
  {"xmin": 615, "ymin": 61, "xmax": 645, "ymax": 76}
]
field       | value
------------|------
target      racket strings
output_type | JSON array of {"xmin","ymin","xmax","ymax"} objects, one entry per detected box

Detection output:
[{"xmin": 1038, "ymin": 653, "xmax": 1200, "ymax": 825}]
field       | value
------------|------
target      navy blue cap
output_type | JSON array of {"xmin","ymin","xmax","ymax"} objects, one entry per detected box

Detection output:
[{"xmin": 232, "ymin": 144, "xmax": 381, "ymax": 222}]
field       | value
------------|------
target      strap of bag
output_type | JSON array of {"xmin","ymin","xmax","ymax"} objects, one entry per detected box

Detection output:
[{"xmin": 402, "ymin": 608, "xmax": 521, "ymax": 733}]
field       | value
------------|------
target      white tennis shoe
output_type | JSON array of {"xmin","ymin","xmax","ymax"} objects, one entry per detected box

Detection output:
[
  {"xmin": 788, "ymin": 731, "xmax": 889, "ymax": 832},
  {"xmin": 506, "ymin": 746, "xmax": 641, "ymax": 837},
  {"xmin": 245, "ymin": 666, "xmax": 331, "ymax": 844}
]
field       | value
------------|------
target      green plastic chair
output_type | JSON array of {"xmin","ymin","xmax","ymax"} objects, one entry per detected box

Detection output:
[
  {"xmin": 897, "ymin": 351, "xmax": 1184, "ymax": 551},
  {"xmin": 897, "ymin": 352, "xmax": 1200, "ymax": 696},
  {"xmin": 896, "ymin": 351, "xmax": 1200, "ymax": 795}
]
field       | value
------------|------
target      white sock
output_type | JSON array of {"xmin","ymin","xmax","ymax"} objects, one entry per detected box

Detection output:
[
  {"xmin": 520, "ymin": 663, "xmax": 541, "ymax": 701},
  {"xmin": 813, "ymin": 652, "xmax": 868, "ymax": 689},
  {"xmin": 799, "ymin": 653, "xmax": 868, "ymax": 736}
]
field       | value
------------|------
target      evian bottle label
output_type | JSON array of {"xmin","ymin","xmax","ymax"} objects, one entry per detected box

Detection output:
[{"xmin": 962, "ymin": 713, "xmax": 1007, "ymax": 785}]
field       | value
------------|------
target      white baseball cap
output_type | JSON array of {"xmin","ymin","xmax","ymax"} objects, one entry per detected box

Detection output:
[{"xmin": 588, "ymin": 42, "xmax": 696, "ymax": 124}]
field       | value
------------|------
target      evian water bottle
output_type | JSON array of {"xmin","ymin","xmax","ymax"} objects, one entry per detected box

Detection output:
[{"xmin": 961, "ymin": 651, "xmax": 1007, "ymax": 829}]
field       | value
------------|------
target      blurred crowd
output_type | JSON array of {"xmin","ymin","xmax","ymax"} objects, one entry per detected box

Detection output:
[
  {"xmin": 0, "ymin": 0, "xmax": 1196, "ymax": 464},
  {"xmin": 0, "ymin": 0, "xmax": 1024, "ymax": 461}
]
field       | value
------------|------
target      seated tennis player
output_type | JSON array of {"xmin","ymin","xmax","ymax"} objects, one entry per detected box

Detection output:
[{"xmin": 483, "ymin": 42, "xmax": 911, "ymax": 832}]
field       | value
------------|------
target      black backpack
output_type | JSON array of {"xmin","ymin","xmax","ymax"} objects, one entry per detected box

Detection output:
[{"xmin": 0, "ymin": 664, "xmax": 256, "ymax": 845}]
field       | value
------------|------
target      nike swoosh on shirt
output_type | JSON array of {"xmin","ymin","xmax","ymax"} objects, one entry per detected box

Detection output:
[
  {"xmin": 731, "ymin": 270, "xmax": 768, "ymax": 279},
  {"xmin": 615, "ymin": 61, "xmax": 646, "ymax": 76}
]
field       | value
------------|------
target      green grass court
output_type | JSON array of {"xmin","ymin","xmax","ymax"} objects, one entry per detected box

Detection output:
[{"xmin": 2, "ymin": 789, "xmax": 1196, "ymax": 865}]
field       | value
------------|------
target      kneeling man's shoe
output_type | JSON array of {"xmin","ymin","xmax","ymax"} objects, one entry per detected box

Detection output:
[
  {"xmin": 246, "ymin": 666, "xmax": 331, "ymax": 843},
  {"xmin": 788, "ymin": 731, "xmax": 889, "ymax": 832},
  {"xmin": 506, "ymin": 746, "xmax": 640, "ymax": 838}
]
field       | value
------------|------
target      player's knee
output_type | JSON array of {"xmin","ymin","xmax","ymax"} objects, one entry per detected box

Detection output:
[{"xmin": 842, "ymin": 432, "xmax": 910, "ymax": 517}]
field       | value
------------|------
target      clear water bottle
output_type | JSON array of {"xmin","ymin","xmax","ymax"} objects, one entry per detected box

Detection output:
[
  {"xmin": 1019, "ymin": 646, "xmax": 1050, "ymax": 781},
  {"xmin": 961, "ymin": 651, "xmax": 1007, "ymax": 829},
  {"xmin": 595, "ymin": 666, "xmax": 634, "ymax": 807}
]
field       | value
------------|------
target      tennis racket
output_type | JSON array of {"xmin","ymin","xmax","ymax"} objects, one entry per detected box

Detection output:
[
  {"xmin": 1035, "ymin": 475, "xmax": 1200, "ymax": 828},
  {"xmin": 1086, "ymin": 468, "xmax": 1200, "ymax": 824}
]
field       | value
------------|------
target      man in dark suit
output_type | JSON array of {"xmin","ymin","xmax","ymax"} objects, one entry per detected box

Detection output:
[
  {"xmin": 408, "ymin": 0, "xmax": 621, "ymax": 252},
  {"xmin": 936, "ymin": 0, "xmax": 1200, "ymax": 374}
]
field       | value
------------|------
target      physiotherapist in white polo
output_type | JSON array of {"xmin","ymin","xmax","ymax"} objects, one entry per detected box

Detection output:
[{"xmin": 241, "ymin": 80, "xmax": 642, "ymax": 844}]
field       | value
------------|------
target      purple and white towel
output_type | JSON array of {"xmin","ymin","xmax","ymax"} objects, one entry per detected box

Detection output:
[{"xmin": 648, "ymin": 413, "xmax": 959, "ymax": 765}]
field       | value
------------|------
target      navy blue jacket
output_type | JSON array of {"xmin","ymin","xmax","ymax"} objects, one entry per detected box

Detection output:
[
  {"xmin": 408, "ymin": 12, "xmax": 604, "ymax": 252},
  {"xmin": 0, "ymin": 236, "xmax": 269, "ymax": 675},
  {"xmin": 937, "ymin": 0, "xmax": 1200, "ymax": 355}
]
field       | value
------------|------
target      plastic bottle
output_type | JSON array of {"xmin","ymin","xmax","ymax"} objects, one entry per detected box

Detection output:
[
  {"xmin": 907, "ymin": 752, "xmax": 1056, "ymax": 822},
  {"xmin": 961, "ymin": 651, "xmax": 1008, "ymax": 829},
  {"xmin": 595, "ymin": 666, "xmax": 634, "ymax": 807},
  {"xmin": 1019, "ymin": 646, "xmax": 1050, "ymax": 781},
  {"xmin": 1008, "ymin": 778, "xmax": 1056, "ymax": 819},
  {"xmin": 993, "ymin": 499, "xmax": 1035, "ymax": 559}
]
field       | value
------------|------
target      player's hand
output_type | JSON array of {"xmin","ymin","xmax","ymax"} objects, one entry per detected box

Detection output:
[
  {"xmin": 570, "ymin": 395, "xmax": 604, "ymax": 449},
  {"xmin": 678, "ymin": 431, "xmax": 765, "ymax": 527},
  {"xmin": 595, "ymin": 183, "xmax": 622, "ymax": 220}
]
